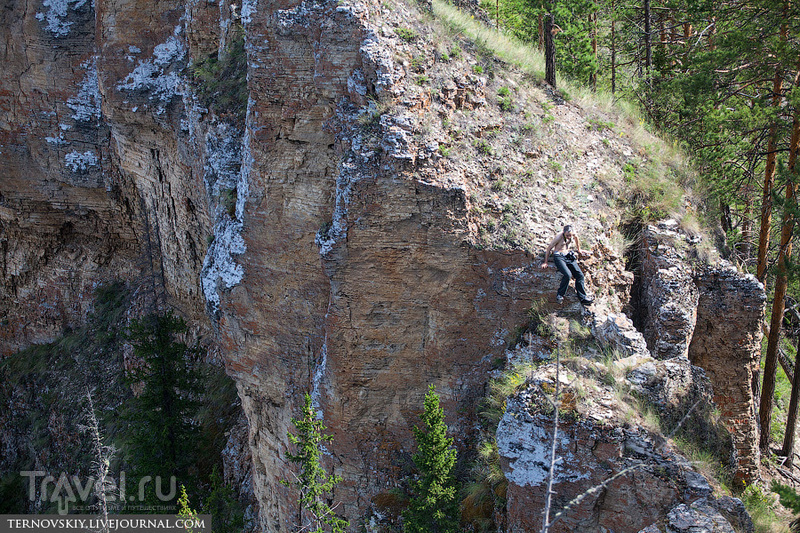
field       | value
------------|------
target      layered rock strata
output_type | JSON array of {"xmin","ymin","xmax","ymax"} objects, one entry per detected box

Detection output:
[
  {"xmin": 689, "ymin": 265, "xmax": 765, "ymax": 483},
  {"xmin": 0, "ymin": 0, "xmax": 138, "ymax": 354},
  {"xmin": 0, "ymin": 0, "xmax": 769, "ymax": 529}
]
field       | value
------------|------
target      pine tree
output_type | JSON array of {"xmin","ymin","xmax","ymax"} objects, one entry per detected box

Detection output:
[
  {"xmin": 284, "ymin": 393, "xmax": 348, "ymax": 533},
  {"xmin": 501, "ymin": 0, "xmax": 599, "ymax": 86},
  {"xmin": 402, "ymin": 385, "xmax": 460, "ymax": 533}
]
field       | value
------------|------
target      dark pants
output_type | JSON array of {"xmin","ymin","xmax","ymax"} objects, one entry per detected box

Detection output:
[{"xmin": 553, "ymin": 252, "xmax": 589, "ymax": 302}]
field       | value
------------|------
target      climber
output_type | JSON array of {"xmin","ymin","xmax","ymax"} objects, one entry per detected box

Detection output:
[{"xmin": 540, "ymin": 225, "xmax": 593, "ymax": 306}]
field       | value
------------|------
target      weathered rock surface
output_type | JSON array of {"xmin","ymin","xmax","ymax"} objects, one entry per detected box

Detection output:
[
  {"xmin": 664, "ymin": 498, "xmax": 754, "ymax": 533},
  {"xmin": 636, "ymin": 221, "xmax": 765, "ymax": 482},
  {"xmin": 0, "ymin": 0, "xmax": 134, "ymax": 354},
  {"xmin": 0, "ymin": 0, "xmax": 767, "ymax": 529},
  {"xmin": 639, "ymin": 221, "xmax": 699, "ymax": 360},
  {"xmin": 497, "ymin": 359, "xmax": 746, "ymax": 533},
  {"xmin": 689, "ymin": 264, "xmax": 765, "ymax": 483},
  {"xmin": 495, "ymin": 220, "xmax": 766, "ymax": 531}
]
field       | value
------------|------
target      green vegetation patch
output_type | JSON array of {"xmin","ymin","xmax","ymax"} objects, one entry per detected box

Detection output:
[
  {"xmin": 0, "ymin": 283, "xmax": 242, "ymax": 519},
  {"xmin": 191, "ymin": 23, "xmax": 248, "ymax": 121}
]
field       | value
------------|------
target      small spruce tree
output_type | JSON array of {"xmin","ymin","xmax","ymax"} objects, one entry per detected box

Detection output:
[
  {"xmin": 177, "ymin": 485, "xmax": 199, "ymax": 533},
  {"xmin": 284, "ymin": 393, "xmax": 348, "ymax": 533},
  {"xmin": 403, "ymin": 385, "xmax": 460, "ymax": 533}
]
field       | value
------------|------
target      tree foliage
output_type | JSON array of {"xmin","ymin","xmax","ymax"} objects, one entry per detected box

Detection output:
[
  {"xmin": 403, "ymin": 385, "xmax": 460, "ymax": 533},
  {"xmin": 122, "ymin": 312, "xmax": 202, "ymax": 504},
  {"xmin": 497, "ymin": 0, "xmax": 599, "ymax": 85},
  {"xmin": 284, "ymin": 393, "xmax": 348, "ymax": 533}
]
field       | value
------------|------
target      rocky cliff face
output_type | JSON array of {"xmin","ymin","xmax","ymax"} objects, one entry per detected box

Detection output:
[
  {"xmin": 1, "ymin": 0, "xmax": 767, "ymax": 531},
  {"xmin": 1, "ymin": 0, "xmax": 132, "ymax": 353},
  {"xmin": 496, "ymin": 221, "xmax": 765, "ymax": 532}
]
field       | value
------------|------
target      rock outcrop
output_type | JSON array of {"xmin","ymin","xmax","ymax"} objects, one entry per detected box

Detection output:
[
  {"xmin": 496, "ymin": 358, "xmax": 749, "ymax": 533},
  {"xmin": 637, "ymin": 221, "xmax": 765, "ymax": 482},
  {"xmin": 496, "ymin": 221, "xmax": 765, "ymax": 530},
  {"xmin": 690, "ymin": 264, "xmax": 766, "ymax": 483},
  {"xmin": 639, "ymin": 220, "xmax": 699, "ymax": 360},
  {"xmin": 0, "ymin": 0, "xmax": 768, "ymax": 529}
]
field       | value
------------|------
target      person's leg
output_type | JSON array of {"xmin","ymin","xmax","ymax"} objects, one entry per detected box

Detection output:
[
  {"xmin": 567, "ymin": 259, "xmax": 591, "ymax": 303},
  {"xmin": 553, "ymin": 254, "xmax": 571, "ymax": 298}
]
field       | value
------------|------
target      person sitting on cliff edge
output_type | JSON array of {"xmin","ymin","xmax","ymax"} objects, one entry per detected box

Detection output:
[{"xmin": 540, "ymin": 225, "xmax": 594, "ymax": 306}]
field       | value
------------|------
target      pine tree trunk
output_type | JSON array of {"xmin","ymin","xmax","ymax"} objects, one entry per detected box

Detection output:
[
  {"xmin": 644, "ymin": 0, "xmax": 652, "ymax": 76},
  {"xmin": 761, "ymin": 191, "xmax": 795, "ymax": 451},
  {"xmin": 780, "ymin": 103, "xmax": 800, "ymax": 463},
  {"xmin": 538, "ymin": 14, "xmax": 544, "ymax": 50},
  {"xmin": 545, "ymin": 14, "xmax": 556, "ymax": 88},
  {"xmin": 611, "ymin": 8, "xmax": 616, "ymax": 94},
  {"xmin": 591, "ymin": 10, "xmax": 597, "ymax": 91},
  {"xmin": 760, "ymin": 96, "xmax": 800, "ymax": 453},
  {"xmin": 756, "ymin": 16, "xmax": 788, "ymax": 282},
  {"xmin": 782, "ymin": 335, "xmax": 800, "ymax": 464}
]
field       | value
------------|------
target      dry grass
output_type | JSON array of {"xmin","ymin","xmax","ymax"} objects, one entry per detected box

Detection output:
[
  {"xmin": 431, "ymin": 0, "xmax": 698, "ymax": 227},
  {"xmin": 432, "ymin": 0, "xmax": 545, "ymax": 77}
]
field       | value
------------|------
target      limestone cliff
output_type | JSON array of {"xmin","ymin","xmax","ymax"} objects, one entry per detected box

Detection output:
[{"xmin": 0, "ymin": 0, "xmax": 767, "ymax": 531}]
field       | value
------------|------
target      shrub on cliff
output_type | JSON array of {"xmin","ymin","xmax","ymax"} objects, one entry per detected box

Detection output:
[
  {"xmin": 403, "ymin": 385, "xmax": 460, "ymax": 533},
  {"xmin": 190, "ymin": 21, "xmax": 247, "ymax": 122}
]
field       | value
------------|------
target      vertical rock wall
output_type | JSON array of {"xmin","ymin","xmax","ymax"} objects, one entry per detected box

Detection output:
[
  {"xmin": 639, "ymin": 221, "xmax": 698, "ymax": 360},
  {"xmin": 95, "ymin": 0, "xmax": 213, "ymax": 319},
  {"xmin": 0, "ymin": 0, "xmax": 138, "ymax": 354}
]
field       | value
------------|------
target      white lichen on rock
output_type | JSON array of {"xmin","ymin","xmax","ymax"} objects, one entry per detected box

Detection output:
[
  {"xmin": 311, "ymin": 334, "xmax": 329, "ymax": 418},
  {"xmin": 200, "ymin": 111, "xmax": 251, "ymax": 313},
  {"xmin": 36, "ymin": 0, "xmax": 88, "ymax": 37},
  {"xmin": 240, "ymin": 0, "xmax": 257, "ymax": 23},
  {"xmin": 360, "ymin": 30, "xmax": 404, "ymax": 96},
  {"xmin": 315, "ymin": 154, "xmax": 360, "ymax": 257},
  {"xmin": 64, "ymin": 149, "xmax": 99, "ymax": 172},
  {"xmin": 275, "ymin": 0, "xmax": 318, "ymax": 32},
  {"xmin": 203, "ymin": 122, "xmax": 242, "ymax": 198},
  {"xmin": 201, "ymin": 217, "xmax": 246, "ymax": 312},
  {"xmin": 67, "ymin": 58, "xmax": 101, "ymax": 122},
  {"xmin": 116, "ymin": 29, "xmax": 187, "ymax": 114},
  {"xmin": 496, "ymin": 396, "xmax": 590, "ymax": 487}
]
